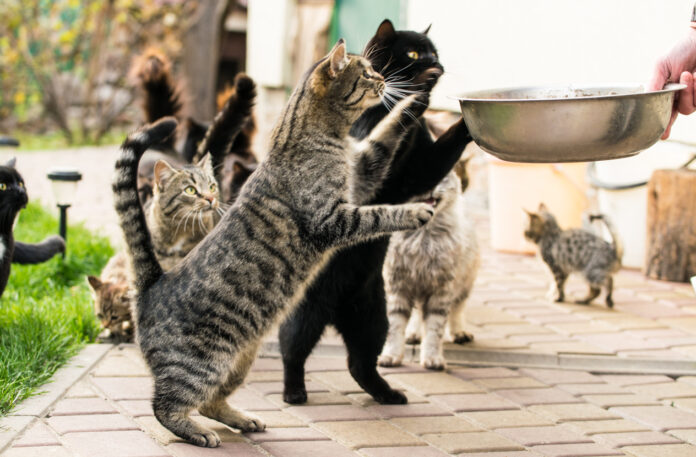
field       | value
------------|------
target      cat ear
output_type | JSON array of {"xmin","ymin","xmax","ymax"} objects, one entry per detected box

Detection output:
[
  {"xmin": 523, "ymin": 208, "xmax": 535, "ymax": 218},
  {"xmin": 196, "ymin": 153, "xmax": 213, "ymax": 174},
  {"xmin": 423, "ymin": 24, "xmax": 432, "ymax": 35},
  {"xmin": 87, "ymin": 275, "xmax": 102, "ymax": 291},
  {"xmin": 328, "ymin": 39, "xmax": 349, "ymax": 78},
  {"xmin": 5, "ymin": 157, "xmax": 16, "ymax": 168},
  {"xmin": 538, "ymin": 202, "xmax": 548, "ymax": 212},
  {"xmin": 153, "ymin": 160, "xmax": 177, "ymax": 190},
  {"xmin": 375, "ymin": 19, "xmax": 396, "ymax": 42}
]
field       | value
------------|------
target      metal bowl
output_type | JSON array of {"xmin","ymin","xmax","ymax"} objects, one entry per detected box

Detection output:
[{"xmin": 457, "ymin": 84, "xmax": 685, "ymax": 163}]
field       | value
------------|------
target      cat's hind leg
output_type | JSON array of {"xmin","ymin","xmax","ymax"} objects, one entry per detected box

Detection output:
[
  {"xmin": 550, "ymin": 267, "xmax": 568, "ymax": 303},
  {"xmin": 605, "ymin": 276, "xmax": 614, "ymax": 308},
  {"xmin": 198, "ymin": 342, "xmax": 265, "ymax": 433},
  {"xmin": 405, "ymin": 306, "xmax": 422, "ymax": 344},
  {"xmin": 577, "ymin": 269, "xmax": 605, "ymax": 305},
  {"xmin": 448, "ymin": 295, "xmax": 473, "ymax": 344},
  {"xmin": 421, "ymin": 297, "xmax": 449, "ymax": 370},
  {"xmin": 378, "ymin": 294, "xmax": 412, "ymax": 368}
]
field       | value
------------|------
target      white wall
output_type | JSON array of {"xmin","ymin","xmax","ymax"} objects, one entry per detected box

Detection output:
[{"xmin": 407, "ymin": 0, "xmax": 696, "ymax": 143}]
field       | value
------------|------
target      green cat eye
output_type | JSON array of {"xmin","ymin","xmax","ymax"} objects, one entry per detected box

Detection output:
[
  {"xmin": 210, "ymin": 183, "xmax": 217, "ymax": 193},
  {"xmin": 0, "ymin": 183, "xmax": 5, "ymax": 191},
  {"xmin": 184, "ymin": 186, "xmax": 197, "ymax": 195},
  {"xmin": 407, "ymin": 51, "xmax": 419, "ymax": 60}
]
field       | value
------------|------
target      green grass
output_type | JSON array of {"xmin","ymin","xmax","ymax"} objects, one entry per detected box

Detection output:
[
  {"xmin": 0, "ymin": 202, "xmax": 113, "ymax": 416},
  {"xmin": 12, "ymin": 129, "xmax": 128, "ymax": 151}
]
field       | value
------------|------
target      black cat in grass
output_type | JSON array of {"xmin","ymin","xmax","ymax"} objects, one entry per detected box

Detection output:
[{"xmin": 0, "ymin": 158, "xmax": 65, "ymax": 297}]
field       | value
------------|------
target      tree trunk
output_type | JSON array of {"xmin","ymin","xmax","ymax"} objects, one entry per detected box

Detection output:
[
  {"xmin": 182, "ymin": 0, "xmax": 229, "ymax": 123},
  {"xmin": 645, "ymin": 168, "xmax": 696, "ymax": 282}
]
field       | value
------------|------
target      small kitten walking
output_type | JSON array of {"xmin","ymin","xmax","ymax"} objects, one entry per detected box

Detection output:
[
  {"xmin": 524, "ymin": 203, "xmax": 622, "ymax": 307},
  {"xmin": 379, "ymin": 165, "xmax": 480, "ymax": 370},
  {"xmin": 113, "ymin": 41, "xmax": 434, "ymax": 448},
  {"xmin": 87, "ymin": 253, "xmax": 134, "ymax": 341}
]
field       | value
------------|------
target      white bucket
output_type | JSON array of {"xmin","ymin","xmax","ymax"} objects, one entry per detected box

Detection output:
[
  {"xmin": 591, "ymin": 141, "xmax": 696, "ymax": 269},
  {"xmin": 488, "ymin": 157, "xmax": 588, "ymax": 254}
]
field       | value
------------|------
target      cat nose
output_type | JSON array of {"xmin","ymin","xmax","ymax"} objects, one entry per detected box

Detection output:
[{"xmin": 203, "ymin": 194, "xmax": 215, "ymax": 205}]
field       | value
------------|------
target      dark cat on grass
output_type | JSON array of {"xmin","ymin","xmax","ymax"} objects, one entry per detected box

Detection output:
[
  {"xmin": 0, "ymin": 158, "xmax": 65, "ymax": 298},
  {"xmin": 279, "ymin": 19, "xmax": 472, "ymax": 405},
  {"xmin": 524, "ymin": 203, "xmax": 623, "ymax": 307}
]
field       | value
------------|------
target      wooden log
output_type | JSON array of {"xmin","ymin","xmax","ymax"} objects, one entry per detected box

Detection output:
[{"xmin": 645, "ymin": 168, "xmax": 696, "ymax": 282}]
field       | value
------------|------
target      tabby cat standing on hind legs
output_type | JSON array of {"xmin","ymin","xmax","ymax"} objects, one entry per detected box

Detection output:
[
  {"xmin": 113, "ymin": 40, "xmax": 436, "ymax": 447},
  {"xmin": 523, "ymin": 203, "xmax": 623, "ymax": 307},
  {"xmin": 279, "ymin": 19, "xmax": 472, "ymax": 405}
]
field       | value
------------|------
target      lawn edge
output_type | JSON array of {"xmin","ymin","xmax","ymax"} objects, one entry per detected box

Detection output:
[{"xmin": 0, "ymin": 343, "xmax": 112, "ymax": 453}]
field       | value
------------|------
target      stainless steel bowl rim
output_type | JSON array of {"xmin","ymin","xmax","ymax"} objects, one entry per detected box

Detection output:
[{"xmin": 454, "ymin": 83, "xmax": 686, "ymax": 103}]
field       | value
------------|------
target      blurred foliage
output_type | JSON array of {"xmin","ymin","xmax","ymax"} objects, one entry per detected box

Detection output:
[{"xmin": 0, "ymin": 0, "xmax": 194, "ymax": 144}]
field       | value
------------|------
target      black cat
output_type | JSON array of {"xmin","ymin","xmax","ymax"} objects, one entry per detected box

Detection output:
[
  {"xmin": 279, "ymin": 20, "xmax": 472, "ymax": 404},
  {"xmin": 0, "ymin": 158, "xmax": 65, "ymax": 297}
]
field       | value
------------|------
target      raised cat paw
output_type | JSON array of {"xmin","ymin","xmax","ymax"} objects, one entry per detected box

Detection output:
[
  {"xmin": 422, "ymin": 356, "xmax": 446, "ymax": 371},
  {"xmin": 373, "ymin": 388, "xmax": 408, "ymax": 405},
  {"xmin": 452, "ymin": 331, "xmax": 474, "ymax": 344},
  {"xmin": 189, "ymin": 430, "xmax": 221, "ymax": 448},
  {"xmin": 409, "ymin": 203, "xmax": 435, "ymax": 225},
  {"xmin": 377, "ymin": 354, "xmax": 403, "ymax": 367},
  {"xmin": 408, "ymin": 93, "xmax": 430, "ymax": 119},
  {"xmin": 236, "ymin": 414, "xmax": 265, "ymax": 433}
]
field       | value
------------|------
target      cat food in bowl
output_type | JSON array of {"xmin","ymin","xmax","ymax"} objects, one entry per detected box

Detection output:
[{"xmin": 457, "ymin": 84, "xmax": 685, "ymax": 163}]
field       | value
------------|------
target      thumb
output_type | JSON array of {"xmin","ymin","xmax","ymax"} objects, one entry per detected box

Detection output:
[{"xmin": 649, "ymin": 60, "xmax": 670, "ymax": 91}]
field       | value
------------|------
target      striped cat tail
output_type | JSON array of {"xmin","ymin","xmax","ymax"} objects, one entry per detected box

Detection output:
[
  {"xmin": 193, "ymin": 74, "xmax": 257, "ymax": 172},
  {"xmin": 590, "ymin": 214, "xmax": 624, "ymax": 264},
  {"xmin": 113, "ymin": 117, "xmax": 178, "ymax": 293}
]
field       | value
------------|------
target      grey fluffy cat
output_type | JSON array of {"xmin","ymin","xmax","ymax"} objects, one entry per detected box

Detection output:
[
  {"xmin": 524, "ymin": 203, "xmax": 623, "ymax": 307},
  {"xmin": 379, "ymin": 165, "xmax": 480, "ymax": 370},
  {"xmin": 113, "ymin": 41, "xmax": 435, "ymax": 448}
]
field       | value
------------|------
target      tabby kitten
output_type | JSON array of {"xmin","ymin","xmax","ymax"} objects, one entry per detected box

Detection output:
[
  {"xmin": 279, "ymin": 19, "xmax": 471, "ymax": 405},
  {"xmin": 87, "ymin": 252, "xmax": 134, "ymax": 342},
  {"xmin": 379, "ymin": 166, "xmax": 480, "ymax": 370},
  {"xmin": 113, "ymin": 41, "xmax": 433, "ymax": 447},
  {"xmin": 0, "ymin": 158, "xmax": 65, "ymax": 298},
  {"xmin": 524, "ymin": 203, "xmax": 623, "ymax": 307}
]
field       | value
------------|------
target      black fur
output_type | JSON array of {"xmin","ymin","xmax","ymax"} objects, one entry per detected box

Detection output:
[
  {"xmin": 0, "ymin": 158, "xmax": 29, "ymax": 297},
  {"xmin": 279, "ymin": 20, "xmax": 471, "ymax": 404},
  {"xmin": 13, "ymin": 236, "xmax": 65, "ymax": 264}
]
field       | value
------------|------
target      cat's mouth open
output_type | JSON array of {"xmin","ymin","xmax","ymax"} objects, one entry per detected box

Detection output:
[{"xmin": 423, "ymin": 197, "xmax": 440, "ymax": 207}]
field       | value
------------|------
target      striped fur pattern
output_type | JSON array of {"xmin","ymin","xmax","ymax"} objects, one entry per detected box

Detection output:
[
  {"xmin": 524, "ymin": 203, "xmax": 622, "ymax": 307},
  {"xmin": 379, "ymin": 169, "xmax": 480, "ymax": 370},
  {"xmin": 112, "ymin": 40, "xmax": 434, "ymax": 448}
]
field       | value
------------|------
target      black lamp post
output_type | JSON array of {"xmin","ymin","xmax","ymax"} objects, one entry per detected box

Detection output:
[{"xmin": 47, "ymin": 169, "xmax": 82, "ymax": 257}]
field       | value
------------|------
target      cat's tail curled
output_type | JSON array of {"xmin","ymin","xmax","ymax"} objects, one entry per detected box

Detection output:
[
  {"xmin": 589, "ymin": 214, "xmax": 624, "ymax": 264},
  {"xmin": 132, "ymin": 49, "xmax": 183, "ymax": 124},
  {"xmin": 113, "ymin": 117, "xmax": 177, "ymax": 293},
  {"xmin": 192, "ymin": 74, "xmax": 257, "ymax": 169},
  {"xmin": 12, "ymin": 236, "xmax": 65, "ymax": 264}
]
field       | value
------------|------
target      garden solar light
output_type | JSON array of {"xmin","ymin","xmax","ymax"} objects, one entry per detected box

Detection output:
[{"xmin": 47, "ymin": 169, "xmax": 82, "ymax": 257}]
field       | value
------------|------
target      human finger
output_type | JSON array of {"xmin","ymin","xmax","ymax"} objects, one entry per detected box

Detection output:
[
  {"xmin": 649, "ymin": 60, "xmax": 670, "ymax": 91},
  {"xmin": 677, "ymin": 71, "xmax": 696, "ymax": 115},
  {"xmin": 661, "ymin": 109, "xmax": 679, "ymax": 140}
]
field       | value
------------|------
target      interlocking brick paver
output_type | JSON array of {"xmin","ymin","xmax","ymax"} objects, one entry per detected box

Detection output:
[
  {"xmin": 468, "ymin": 338, "xmax": 531, "ymax": 350},
  {"xmin": 545, "ymin": 322, "xmax": 618, "ymax": 336},
  {"xmin": 360, "ymin": 446, "xmax": 449, "ymax": 457},
  {"xmin": 267, "ymin": 391, "xmax": 351, "ymax": 407},
  {"xmin": 11, "ymin": 421, "xmax": 60, "ymax": 447},
  {"xmin": 92, "ymin": 377, "xmax": 153, "ymax": 400},
  {"xmin": 390, "ymin": 416, "xmax": 480, "ymax": 435},
  {"xmin": 64, "ymin": 381, "xmax": 98, "ymax": 398},
  {"xmin": 385, "ymin": 373, "xmax": 483, "ymax": 396},
  {"xmin": 472, "ymin": 377, "xmax": 547, "ymax": 390},
  {"xmin": 622, "ymin": 443, "xmax": 696, "ymax": 457},
  {"xmin": 137, "ymin": 415, "xmax": 245, "ymax": 446},
  {"xmin": 245, "ymin": 370, "xmax": 284, "ymax": 382},
  {"xmin": 612, "ymin": 405, "xmax": 696, "ymax": 431},
  {"xmin": 460, "ymin": 409, "xmax": 554, "ymax": 429},
  {"xmin": 260, "ymin": 440, "xmax": 357, "ymax": 457},
  {"xmin": 429, "ymin": 393, "xmax": 519, "ymax": 412},
  {"xmin": 528, "ymin": 404, "xmax": 620, "ymax": 422},
  {"xmin": 228, "ymin": 388, "xmax": 278, "ymax": 411},
  {"xmin": 285, "ymin": 405, "xmax": 379, "ymax": 422},
  {"xmin": 92, "ymin": 355, "xmax": 150, "ymax": 377},
  {"xmin": 497, "ymin": 425, "xmax": 593, "ymax": 446},
  {"xmin": 4, "ymin": 446, "xmax": 71, "ymax": 457},
  {"xmin": 628, "ymin": 381, "xmax": 696, "ymax": 399},
  {"xmin": 557, "ymin": 383, "xmax": 628, "ymax": 396},
  {"xmin": 598, "ymin": 316, "xmax": 666, "ymax": 331},
  {"xmin": 495, "ymin": 388, "xmax": 582, "ymax": 406},
  {"xmin": 117, "ymin": 400, "xmax": 154, "ymax": 417},
  {"xmin": 519, "ymin": 369, "xmax": 602, "ymax": 385},
  {"xmin": 247, "ymin": 381, "xmax": 328, "ymax": 395},
  {"xmin": 618, "ymin": 349, "xmax": 686, "ymax": 359},
  {"xmin": 62, "ymin": 430, "xmax": 169, "ymax": 457},
  {"xmin": 593, "ymin": 431, "xmax": 682, "ymax": 448},
  {"xmin": 578, "ymin": 334, "xmax": 667, "ymax": 352},
  {"xmin": 250, "ymin": 358, "xmax": 284, "ymax": 371},
  {"xmin": 583, "ymin": 395, "xmax": 660, "ymax": 408},
  {"xmin": 314, "ymin": 420, "xmax": 421, "ymax": 449},
  {"xmin": 366, "ymin": 403, "xmax": 451, "ymax": 419},
  {"xmin": 456, "ymin": 452, "xmax": 543, "ymax": 457},
  {"xmin": 47, "ymin": 413, "xmax": 138, "ymax": 434},
  {"xmin": 668, "ymin": 429, "xmax": 696, "ymax": 444},
  {"xmin": 49, "ymin": 398, "xmax": 116, "ymax": 416},
  {"xmin": 422, "ymin": 431, "xmax": 524, "ymax": 454},
  {"xmin": 303, "ymin": 357, "xmax": 351, "ymax": 372},
  {"xmin": 530, "ymin": 443, "xmax": 623, "ymax": 456},
  {"xmin": 600, "ymin": 375, "xmax": 673, "ymax": 387},
  {"xmin": 529, "ymin": 342, "xmax": 613, "ymax": 355},
  {"xmin": 451, "ymin": 367, "xmax": 520, "ymax": 379},
  {"xmin": 250, "ymin": 410, "xmax": 305, "ymax": 427},
  {"xmin": 309, "ymin": 371, "xmax": 363, "ymax": 393},
  {"xmin": 244, "ymin": 427, "xmax": 328, "ymax": 442},
  {"xmin": 169, "ymin": 441, "xmax": 267, "ymax": 457},
  {"xmin": 564, "ymin": 419, "xmax": 650, "ymax": 435},
  {"xmin": 675, "ymin": 399, "xmax": 696, "ymax": 414},
  {"xmin": 484, "ymin": 323, "xmax": 554, "ymax": 336},
  {"xmin": 348, "ymin": 391, "xmax": 426, "ymax": 406}
]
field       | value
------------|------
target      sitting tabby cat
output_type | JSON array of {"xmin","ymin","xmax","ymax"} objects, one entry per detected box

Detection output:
[
  {"xmin": 379, "ymin": 164, "xmax": 480, "ymax": 370},
  {"xmin": 113, "ymin": 40, "xmax": 434, "ymax": 447},
  {"xmin": 279, "ymin": 19, "xmax": 471, "ymax": 405},
  {"xmin": 524, "ymin": 203, "xmax": 623, "ymax": 307},
  {"xmin": 87, "ymin": 252, "xmax": 134, "ymax": 342},
  {"xmin": 0, "ymin": 158, "xmax": 65, "ymax": 298}
]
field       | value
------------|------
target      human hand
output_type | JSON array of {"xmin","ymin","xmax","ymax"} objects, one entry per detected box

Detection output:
[{"xmin": 649, "ymin": 30, "xmax": 696, "ymax": 139}]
